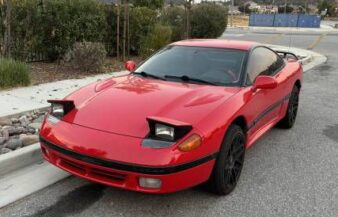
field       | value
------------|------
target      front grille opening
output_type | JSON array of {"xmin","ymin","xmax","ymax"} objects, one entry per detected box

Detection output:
[
  {"xmin": 91, "ymin": 169, "xmax": 126, "ymax": 182},
  {"xmin": 60, "ymin": 158, "xmax": 86, "ymax": 175}
]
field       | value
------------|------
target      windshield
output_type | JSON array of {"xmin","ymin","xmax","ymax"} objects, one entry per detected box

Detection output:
[{"xmin": 134, "ymin": 46, "xmax": 247, "ymax": 86}]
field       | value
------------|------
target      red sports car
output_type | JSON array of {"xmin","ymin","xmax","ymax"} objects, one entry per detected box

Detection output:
[{"xmin": 39, "ymin": 39, "xmax": 302, "ymax": 195}]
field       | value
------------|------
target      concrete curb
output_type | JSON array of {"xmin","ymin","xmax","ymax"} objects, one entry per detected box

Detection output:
[{"xmin": 0, "ymin": 144, "xmax": 43, "ymax": 177}]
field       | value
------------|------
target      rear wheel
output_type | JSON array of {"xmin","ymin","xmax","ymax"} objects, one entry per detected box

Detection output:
[
  {"xmin": 205, "ymin": 125, "xmax": 245, "ymax": 195},
  {"xmin": 277, "ymin": 85, "xmax": 300, "ymax": 129}
]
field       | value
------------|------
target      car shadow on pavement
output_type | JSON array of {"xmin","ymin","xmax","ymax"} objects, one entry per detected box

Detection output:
[{"xmin": 24, "ymin": 184, "xmax": 107, "ymax": 217}]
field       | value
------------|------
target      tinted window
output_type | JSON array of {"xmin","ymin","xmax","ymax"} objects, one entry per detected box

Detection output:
[
  {"xmin": 135, "ymin": 46, "xmax": 247, "ymax": 86},
  {"xmin": 246, "ymin": 47, "xmax": 284, "ymax": 85}
]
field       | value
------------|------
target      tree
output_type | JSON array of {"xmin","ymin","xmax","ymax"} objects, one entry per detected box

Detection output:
[
  {"xmin": 278, "ymin": 4, "xmax": 294, "ymax": 13},
  {"xmin": 131, "ymin": 0, "xmax": 164, "ymax": 9},
  {"xmin": 318, "ymin": 0, "xmax": 337, "ymax": 16},
  {"xmin": 185, "ymin": 0, "xmax": 193, "ymax": 39},
  {"xmin": 190, "ymin": 3, "xmax": 228, "ymax": 38},
  {"xmin": 160, "ymin": 6, "xmax": 185, "ymax": 41},
  {"xmin": 3, "ymin": 0, "xmax": 12, "ymax": 57},
  {"xmin": 238, "ymin": 4, "xmax": 252, "ymax": 14}
]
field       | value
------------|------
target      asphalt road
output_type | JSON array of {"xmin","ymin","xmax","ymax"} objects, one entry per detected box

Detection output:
[{"xmin": 1, "ymin": 30, "xmax": 338, "ymax": 217}]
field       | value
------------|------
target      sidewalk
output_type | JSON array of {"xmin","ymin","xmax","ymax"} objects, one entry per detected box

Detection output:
[{"xmin": 0, "ymin": 71, "xmax": 127, "ymax": 117}]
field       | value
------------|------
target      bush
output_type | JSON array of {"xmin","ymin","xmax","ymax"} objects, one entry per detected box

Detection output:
[
  {"xmin": 129, "ymin": 7, "xmax": 158, "ymax": 55},
  {"xmin": 65, "ymin": 42, "xmax": 107, "ymax": 72},
  {"xmin": 6, "ymin": 0, "xmax": 107, "ymax": 61},
  {"xmin": 0, "ymin": 58, "xmax": 30, "ymax": 88},
  {"xmin": 191, "ymin": 4, "xmax": 228, "ymax": 38},
  {"xmin": 140, "ymin": 24, "xmax": 172, "ymax": 58},
  {"xmin": 160, "ymin": 6, "xmax": 185, "ymax": 41}
]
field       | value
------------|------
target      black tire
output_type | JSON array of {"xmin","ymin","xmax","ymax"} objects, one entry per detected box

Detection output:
[
  {"xmin": 277, "ymin": 85, "xmax": 300, "ymax": 129},
  {"xmin": 205, "ymin": 124, "xmax": 246, "ymax": 195}
]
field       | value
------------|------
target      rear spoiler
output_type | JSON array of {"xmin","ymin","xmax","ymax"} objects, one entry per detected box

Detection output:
[{"xmin": 275, "ymin": 50, "xmax": 299, "ymax": 61}]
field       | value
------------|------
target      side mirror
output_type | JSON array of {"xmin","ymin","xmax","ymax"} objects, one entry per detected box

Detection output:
[
  {"xmin": 125, "ymin": 60, "xmax": 136, "ymax": 72},
  {"xmin": 252, "ymin": 76, "xmax": 277, "ymax": 91}
]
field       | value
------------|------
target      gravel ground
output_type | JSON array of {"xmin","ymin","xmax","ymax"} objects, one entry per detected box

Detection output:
[{"xmin": 0, "ymin": 32, "xmax": 337, "ymax": 217}]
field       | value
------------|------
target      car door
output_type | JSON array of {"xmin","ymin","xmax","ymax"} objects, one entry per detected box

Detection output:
[{"xmin": 243, "ymin": 46, "xmax": 286, "ymax": 136}]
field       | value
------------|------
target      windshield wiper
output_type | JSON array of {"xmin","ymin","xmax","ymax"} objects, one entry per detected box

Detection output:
[
  {"xmin": 164, "ymin": 75, "xmax": 218, "ymax": 86},
  {"xmin": 134, "ymin": 71, "xmax": 166, "ymax": 81}
]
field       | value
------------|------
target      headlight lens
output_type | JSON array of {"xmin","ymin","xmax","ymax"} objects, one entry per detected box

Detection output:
[
  {"xmin": 50, "ymin": 103, "xmax": 64, "ymax": 119},
  {"xmin": 155, "ymin": 124, "xmax": 175, "ymax": 140}
]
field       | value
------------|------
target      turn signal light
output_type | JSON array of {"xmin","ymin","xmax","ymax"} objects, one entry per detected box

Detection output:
[{"xmin": 178, "ymin": 134, "xmax": 202, "ymax": 152}]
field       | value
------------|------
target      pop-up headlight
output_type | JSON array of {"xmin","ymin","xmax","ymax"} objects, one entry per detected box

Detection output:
[
  {"xmin": 47, "ymin": 100, "xmax": 75, "ymax": 122},
  {"xmin": 155, "ymin": 123, "xmax": 175, "ymax": 141},
  {"xmin": 142, "ymin": 117, "xmax": 193, "ymax": 149}
]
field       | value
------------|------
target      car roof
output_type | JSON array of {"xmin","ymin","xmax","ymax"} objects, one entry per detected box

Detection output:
[{"xmin": 171, "ymin": 39, "xmax": 258, "ymax": 51}]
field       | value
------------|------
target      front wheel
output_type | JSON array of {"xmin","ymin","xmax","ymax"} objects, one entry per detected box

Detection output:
[
  {"xmin": 277, "ymin": 85, "xmax": 300, "ymax": 129},
  {"xmin": 205, "ymin": 125, "xmax": 246, "ymax": 195}
]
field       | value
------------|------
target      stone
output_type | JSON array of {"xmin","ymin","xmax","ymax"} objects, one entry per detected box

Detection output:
[
  {"xmin": 26, "ymin": 127, "xmax": 36, "ymax": 134},
  {"xmin": 8, "ymin": 126, "xmax": 24, "ymax": 136},
  {"xmin": 11, "ymin": 118, "xmax": 19, "ymax": 124},
  {"xmin": 4, "ymin": 139, "xmax": 23, "ymax": 150},
  {"xmin": 1, "ymin": 148, "xmax": 12, "ymax": 154},
  {"xmin": 1, "ymin": 129, "xmax": 10, "ymax": 140},
  {"xmin": 19, "ymin": 115, "xmax": 30, "ymax": 126},
  {"xmin": 29, "ymin": 122, "xmax": 41, "ymax": 130},
  {"xmin": 20, "ymin": 134, "xmax": 39, "ymax": 146},
  {"xmin": 0, "ymin": 118, "xmax": 11, "ymax": 126},
  {"xmin": 0, "ymin": 137, "xmax": 6, "ymax": 145}
]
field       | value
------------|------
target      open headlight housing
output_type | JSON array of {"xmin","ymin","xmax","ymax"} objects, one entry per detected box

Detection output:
[
  {"xmin": 47, "ymin": 100, "xmax": 75, "ymax": 123},
  {"xmin": 142, "ymin": 117, "xmax": 194, "ymax": 149},
  {"xmin": 155, "ymin": 123, "xmax": 175, "ymax": 141}
]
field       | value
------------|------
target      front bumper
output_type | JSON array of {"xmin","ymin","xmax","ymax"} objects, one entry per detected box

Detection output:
[{"xmin": 40, "ymin": 137, "xmax": 216, "ymax": 193}]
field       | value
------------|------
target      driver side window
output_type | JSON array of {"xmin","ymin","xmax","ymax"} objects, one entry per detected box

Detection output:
[{"xmin": 246, "ymin": 47, "xmax": 284, "ymax": 85}]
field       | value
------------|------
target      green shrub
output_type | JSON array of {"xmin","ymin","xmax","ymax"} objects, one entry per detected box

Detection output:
[
  {"xmin": 140, "ymin": 24, "xmax": 172, "ymax": 58},
  {"xmin": 0, "ymin": 58, "xmax": 30, "ymax": 88},
  {"xmin": 65, "ymin": 41, "xmax": 107, "ymax": 72},
  {"xmin": 160, "ymin": 6, "xmax": 185, "ymax": 41},
  {"xmin": 7, "ymin": 0, "xmax": 107, "ymax": 61},
  {"xmin": 129, "ymin": 7, "xmax": 158, "ymax": 55},
  {"xmin": 191, "ymin": 3, "xmax": 228, "ymax": 38}
]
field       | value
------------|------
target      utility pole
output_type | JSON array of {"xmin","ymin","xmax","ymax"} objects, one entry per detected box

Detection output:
[
  {"xmin": 122, "ymin": 0, "xmax": 127, "ymax": 61},
  {"xmin": 116, "ymin": 0, "xmax": 120, "ymax": 59}
]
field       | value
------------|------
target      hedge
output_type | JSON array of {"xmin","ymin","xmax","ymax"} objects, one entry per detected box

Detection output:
[{"xmin": 1, "ymin": 1, "xmax": 228, "ymax": 61}]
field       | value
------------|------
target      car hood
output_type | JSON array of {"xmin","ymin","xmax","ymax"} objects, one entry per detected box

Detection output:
[{"xmin": 64, "ymin": 75, "xmax": 240, "ymax": 138}]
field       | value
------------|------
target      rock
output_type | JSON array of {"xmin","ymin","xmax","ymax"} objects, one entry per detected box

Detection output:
[
  {"xmin": 4, "ymin": 139, "xmax": 23, "ymax": 150},
  {"xmin": 0, "ymin": 118, "xmax": 11, "ymax": 126},
  {"xmin": 1, "ymin": 129, "xmax": 10, "ymax": 140},
  {"xmin": 26, "ymin": 127, "xmax": 36, "ymax": 134},
  {"xmin": 8, "ymin": 126, "xmax": 24, "ymax": 136},
  {"xmin": 29, "ymin": 122, "xmax": 41, "ymax": 130},
  {"xmin": 11, "ymin": 118, "xmax": 19, "ymax": 124},
  {"xmin": 1, "ymin": 148, "xmax": 12, "ymax": 154},
  {"xmin": 0, "ymin": 137, "xmax": 6, "ymax": 145},
  {"xmin": 20, "ymin": 134, "xmax": 39, "ymax": 146},
  {"xmin": 19, "ymin": 115, "xmax": 30, "ymax": 126}
]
